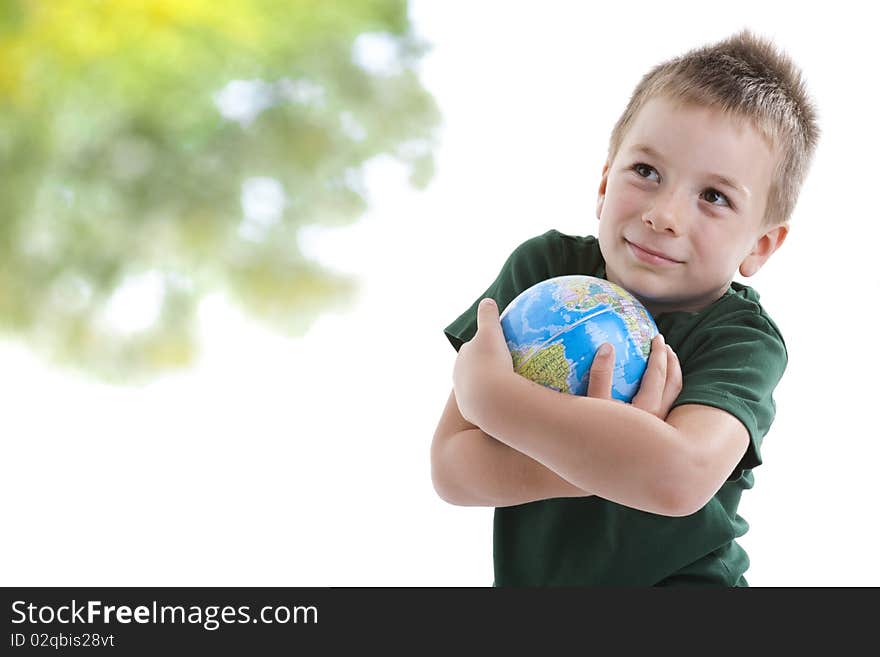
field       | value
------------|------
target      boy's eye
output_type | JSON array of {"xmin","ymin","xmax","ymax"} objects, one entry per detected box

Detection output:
[
  {"xmin": 632, "ymin": 163, "xmax": 659, "ymax": 181},
  {"xmin": 702, "ymin": 188, "xmax": 731, "ymax": 208}
]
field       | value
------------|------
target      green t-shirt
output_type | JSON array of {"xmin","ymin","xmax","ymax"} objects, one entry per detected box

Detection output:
[{"xmin": 443, "ymin": 230, "xmax": 788, "ymax": 587}]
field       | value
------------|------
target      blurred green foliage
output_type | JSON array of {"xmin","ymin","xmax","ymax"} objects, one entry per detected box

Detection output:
[{"xmin": 0, "ymin": 0, "xmax": 439, "ymax": 383}]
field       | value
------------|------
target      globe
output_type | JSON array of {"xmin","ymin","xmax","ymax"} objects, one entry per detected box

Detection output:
[{"xmin": 499, "ymin": 275, "xmax": 658, "ymax": 402}]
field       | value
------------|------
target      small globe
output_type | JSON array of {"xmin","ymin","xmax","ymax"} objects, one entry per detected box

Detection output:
[{"xmin": 499, "ymin": 275, "xmax": 658, "ymax": 402}]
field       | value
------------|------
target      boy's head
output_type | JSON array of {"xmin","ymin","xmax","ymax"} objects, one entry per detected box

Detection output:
[{"xmin": 595, "ymin": 30, "xmax": 820, "ymax": 316}]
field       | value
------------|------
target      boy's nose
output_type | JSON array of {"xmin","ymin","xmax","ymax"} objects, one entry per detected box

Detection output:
[{"xmin": 643, "ymin": 191, "xmax": 682, "ymax": 234}]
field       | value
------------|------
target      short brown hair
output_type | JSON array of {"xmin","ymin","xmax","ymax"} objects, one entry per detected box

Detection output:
[{"xmin": 607, "ymin": 29, "xmax": 820, "ymax": 227}]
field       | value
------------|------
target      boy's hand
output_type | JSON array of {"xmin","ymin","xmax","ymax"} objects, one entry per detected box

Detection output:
[
  {"xmin": 452, "ymin": 298, "xmax": 514, "ymax": 425},
  {"xmin": 586, "ymin": 334, "xmax": 682, "ymax": 421}
]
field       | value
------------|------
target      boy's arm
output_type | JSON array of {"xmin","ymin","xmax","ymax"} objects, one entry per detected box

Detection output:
[
  {"xmin": 431, "ymin": 390, "xmax": 594, "ymax": 507},
  {"xmin": 453, "ymin": 299, "xmax": 749, "ymax": 517},
  {"xmin": 471, "ymin": 375, "xmax": 748, "ymax": 517}
]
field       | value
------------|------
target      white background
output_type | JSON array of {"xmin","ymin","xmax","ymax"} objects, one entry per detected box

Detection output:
[{"xmin": 2, "ymin": 1, "xmax": 878, "ymax": 586}]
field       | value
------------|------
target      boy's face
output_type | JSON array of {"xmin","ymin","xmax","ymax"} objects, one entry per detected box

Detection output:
[{"xmin": 596, "ymin": 95, "xmax": 788, "ymax": 316}]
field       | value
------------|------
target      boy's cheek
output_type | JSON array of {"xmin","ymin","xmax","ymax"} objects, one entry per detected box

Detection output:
[{"xmin": 600, "ymin": 192, "xmax": 642, "ymax": 226}]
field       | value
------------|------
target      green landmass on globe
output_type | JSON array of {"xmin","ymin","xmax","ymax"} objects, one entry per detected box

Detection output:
[{"xmin": 512, "ymin": 342, "xmax": 572, "ymax": 394}]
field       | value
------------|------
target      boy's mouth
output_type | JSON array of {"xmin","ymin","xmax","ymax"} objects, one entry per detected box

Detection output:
[{"xmin": 625, "ymin": 239, "xmax": 683, "ymax": 265}]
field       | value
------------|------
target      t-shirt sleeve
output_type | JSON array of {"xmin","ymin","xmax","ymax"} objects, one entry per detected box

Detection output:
[
  {"xmin": 443, "ymin": 231, "xmax": 565, "ymax": 352},
  {"xmin": 670, "ymin": 309, "xmax": 788, "ymax": 481}
]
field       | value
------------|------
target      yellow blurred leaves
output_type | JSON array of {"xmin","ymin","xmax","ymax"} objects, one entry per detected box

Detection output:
[{"xmin": 0, "ymin": 0, "xmax": 438, "ymax": 383}]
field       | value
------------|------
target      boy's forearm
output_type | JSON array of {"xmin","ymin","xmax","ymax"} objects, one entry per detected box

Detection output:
[
  {"xmin": 432, "ymin": 428, "xmax": 594, "ymax": 507},
  {"xmin": 472, "ymin": 372, "xmax": 690, "ymax": 516}
]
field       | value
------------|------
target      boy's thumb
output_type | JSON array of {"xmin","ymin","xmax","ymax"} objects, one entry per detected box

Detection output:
[{"xmin": 476, "ymin": 298, "xmax": 499, "ymax": 330}]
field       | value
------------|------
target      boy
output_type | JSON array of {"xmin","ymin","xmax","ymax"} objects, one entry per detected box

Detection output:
[{"xmin": 431, "ymin": 30, "xmax": 819, "ymax": 586}]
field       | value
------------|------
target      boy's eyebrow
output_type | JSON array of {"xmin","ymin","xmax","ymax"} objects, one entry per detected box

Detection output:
[{"xmin": 629, "ymin": 144, "xmax": 750, "ymax": 198}]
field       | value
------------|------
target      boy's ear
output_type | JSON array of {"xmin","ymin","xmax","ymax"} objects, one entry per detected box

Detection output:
[
  {"xmin": 596, "ymin": 161, "xmax": 610, "ymax": 220},
  {"xmin": 739, "ymin": 223, "xmax": 789, "ymax": 277}
]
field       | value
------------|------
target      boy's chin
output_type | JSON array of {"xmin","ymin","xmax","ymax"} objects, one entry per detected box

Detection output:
[
  {"xmin": 606, "ymin": 269, "xmax": 670, "ymax": 302},
  {"xmin": 611, "ymin": 277, "xmax": 686, "ymax": 314}
]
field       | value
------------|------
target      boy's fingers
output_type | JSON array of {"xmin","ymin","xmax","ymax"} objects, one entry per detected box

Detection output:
[
  {"xmin": 586, "ymin": 343, "xmax": 614, "ymax": 399},
  {"xmin": 646, "ymin": 334, "xmax": 668, "ymax": 384},
  {"xmin": 661, "ymin": 345, "xmax": 683, "ymax": 410},
  {"xmin": 632, "ymin": 334, "xmax": 667, "ymax": 413}
]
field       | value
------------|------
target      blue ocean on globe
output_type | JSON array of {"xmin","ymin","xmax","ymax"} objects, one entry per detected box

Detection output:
[{"xmin": 499, "ymin": 275, "xmax": 658, "ymax": 402}]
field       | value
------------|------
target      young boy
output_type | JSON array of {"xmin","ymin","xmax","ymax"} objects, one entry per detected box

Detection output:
[{"xmin": 431, "ymin": 29, "xmax": 819, "ymax": 587}]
